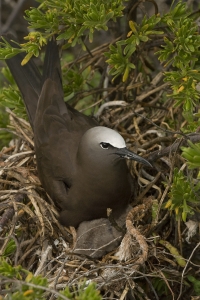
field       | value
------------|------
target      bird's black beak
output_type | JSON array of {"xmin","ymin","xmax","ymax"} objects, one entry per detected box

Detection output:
[{"xmin": 115, "ymin": 147, "xmax": 152, "ymax": 167}]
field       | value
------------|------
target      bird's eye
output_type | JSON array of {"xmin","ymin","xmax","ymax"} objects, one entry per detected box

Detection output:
[{"xmin": 100, "ymin": 142, "xmax": 110, "ymax": 149}]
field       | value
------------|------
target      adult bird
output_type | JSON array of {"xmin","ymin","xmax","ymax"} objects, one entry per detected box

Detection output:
[{"xmin": 4, "ymin": 36, "xmax": 151, "ymax": 228}]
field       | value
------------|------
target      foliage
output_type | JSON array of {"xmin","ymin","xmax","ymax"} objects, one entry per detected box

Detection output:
[
  {"xmin": 105, "ymin": 14, "xmax": 163, "ymax": 81},
  {"xmin": 159, "ymin": 240, "xmax": 186, "ymax": 267},
  {"xmin": 151, "ymin": 274, "xmax": 170, "ymax": 297},
  {"xmin": 157, "ymin": 2, "xmax": 200, "ymax": 121},
  {"xmin": 104, "ymin": 1, "xmax": 200, "ymax": 123},
  {"xmin": 165, "ymin": 168, "xmax": 200, "ymax": 222},
  {"xmin": 0, "ymin": 38, "xmax": 23, "ymax": 59},
  {"xmin": 0, "ymin": 259, "xmax": 101, "ymax": 300},
  {"xmin": 0, "ymin": 67, "xmax": 27, "ymax": 119},
  {"xmin": 0, "ymin": 259, "xmax": 48, "ymax": 300},
  {"xmin": 2, "ymin": 239, "xmax": 17, "ymax": 257},
  {"xmin": 0, "ymin": 105, "xmax": 13, "ymax": 147},
  {"xmin": 187, "ymin": 275, "xmax": 200, "ymax": 296},
  {"xmin": 182, "ymin": 140, "xmax": 200, "ymax": 169},
  {"xmin": 59, "ymin": 280, "xmax": 102, "ymax": 300},
  {"xmin": 0, "ymin": 1, "xmax": 199, "ymax": 122},
  {"xmin": 0, "ymin": 0, "xmax": 124, "ymax": 64}
]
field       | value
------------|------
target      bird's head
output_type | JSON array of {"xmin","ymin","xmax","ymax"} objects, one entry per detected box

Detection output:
[{"xmin": 77, "ymin": 126, "xmax": 152, "ymax": 167}]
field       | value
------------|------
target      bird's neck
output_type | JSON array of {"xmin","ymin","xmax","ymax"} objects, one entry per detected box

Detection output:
[{"xmin": 77, "ymin": 155, "xmax": 129, "ymax": 180}]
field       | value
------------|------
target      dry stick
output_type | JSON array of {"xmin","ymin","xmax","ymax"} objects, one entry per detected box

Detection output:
[
  {"xmin": 81, "ymin": 84, "xmax": 124, "ymax": 113},
  {"xmin": 133, "ymin": 163, "xmax": 162, "ymax": 203},
  {"xmin": 70, "ymin": 226, "xmax": 77, "ymax": 249},
  {"xmin": 7, "ymin": 170, "xmax": 29, "ymax": 184},
  {"xmin": 0, "ymin": 128, "xmax": 24, "ymax": 140},
  {"xmin": 50, "ymin": 256, "xmax": 70, "ymax": 296},
  {"xmin": 0, "ymin": 193, "xmax": 24, "ymax": 230},
  {"xmin": 67, "ymin": 258, "xmax": 91, "ymax": 287},
  {"xmin": 66, "ymin": 38, "xmax": 121, "ymax": 66},
  {"xmin": 40, "ymin": 194, "xmax": 72, "ymax": 241},
  {"xmin": 124, "ymin": 81, "xmax": 144, "ymax": 91},
  {"xmin": 151, "ymin": 70, "xmax": 165, "ymax": 86},
  {"xmin": 44, "ymin": 253, "xmax": 67, "ymax": 281},
  {"xmin": 2, "ymin": 0, "xmax": 27, "ymax": 33},
  {"xmin": 133, "ymin": 116, "xmax": 143, "ymax": 141},
  {"xmin": 18, "ymin": 246, "xmax": 39, "ymax": 266},
  {"xmin": 31, "ymin": 190, "xmax": 54, "ymax": 236},
  {"xmin": 133, "ymin": 110, "xmax": 188, "ymax": 137},
  {"xmin": 0, "ymin": 145, "xmax": 15, "ymax": 155},
  {"xmin": 178, "ymin": 218, "xmax": 183, "ymax": 256},
  {"xmin": 4, "ymin": 151, "xmax": 34, "ymax": 162},
  {"xmin": 34, "ymin": 245, "xmax": 52, "ymax": 276},
  {"xmin": 6, "ymin": 108, "xmax": 30, "ymax": 128},
  {"xmin": 9, "ymin": 114, "xmax": 34, "ymax": 147},
  {"xmin": 148, "ymin": 133, "xmax": 200, "ymax": 162},
  {"xmin": 13, "ymin": 137, "xmax": 22, "ymax": 155},
  {"xmin": 16, "ymin": 156, "xmax": 31, "ymax": 167},
  {"xmin": 0, "ymin": 217, "xmax": 18, "ymax": 256},
  {"xmin": 136, "ymin": 172, "xmax": 161, "ymax": 202},
  {"xmin": 142, "ymin": 136, "xmax": 176, "ymax": 150},
  {"xmin": 113, "ymin": 111, "xmax": 136, "ymax": 126},
  {"xmin": 20, "ymin": 232, "xmax": 40, "ymax": 250},
  {"xmin": 0, "ymin": 206, "xmax": 15, "ymax": 231},
  {"xmin": 159, "ymin": 270, "xmax": 175, "ymax": 300},
  {"xmin": 128, "ymin": 0, "xmax": 158, "ymax": 21},
  {"xmin": 79, "ymin": 54, "xmax": 101, "ymax": 72},
  {"xmin": 155, "ymin": 138, "xmax": 183, "ymax": 224},
  {"xmin": 136, "ymin": 83, "xmax": 169, "ymax": 102},
  {"xmin": 75, "ymin": 86, "xmax": 112, "ymax": 101},
  {"xmin": 155, "ymin": 175, "xmax": 171, "ymax": 225},
  {"xmin": 27, "ymin": 190, "xmax": 45, "ymax": 236},
  {"xmin": 135, "ymin": 283, "xmax": 149, "ymax": 300},
  {"xmin": 148, "ymin": 211, "xmax": 170, "ymax": 236},
  {"xmin": 143, "ymin": 275, "xmax": 159, "ymax": 300},
  {"xmin": 119, "ymin": 284, "xmax": 130, "ymax": 300},
  {"xmin": 112, "ymin": 106, "xmax": 146, "ymax": 127},
  {"xmin": 177, "ymin": 242, "xmax": 200, "ymax": 300},
  {"xmin": 16, "ymin": 199, "xmax": 36, "ymax": 219},
  {"xmin": 95, "ymin": 100, "xmax": 128, "ymax": 118},
  {"xmin": 0, "ymin": 190, "xmax": 19, "ymax": 195}
]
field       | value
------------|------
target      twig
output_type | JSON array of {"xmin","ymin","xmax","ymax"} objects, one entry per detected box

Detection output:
[
  {"xmin": 136, "ymin": 83, "xmax": 169, "ymax": 101},
  {"xmin": 148, "ymin": 133, "xmax": 200, "ymax": 162},
  {"xmin": 95, "ymin": 101, "xmax": 128, "ymax": 118},
  {"xmin": 0, "ymin": 193, "xmax": 24, "ymax": 230},
  {"xmin": 34, "ymin": 245, "xmax": 52, "ymax": 276},
  {"xmin": 177, "ymin": 242, "xmax": 200, "ymax": 300}
]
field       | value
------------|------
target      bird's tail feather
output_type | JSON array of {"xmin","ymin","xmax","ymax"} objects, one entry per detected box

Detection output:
[
  {"xmin": 3, "ymin": 35, "xmax": 64, "ymax": 127},
  {"xmin": 34, "ymin": 37, "xmax": 65, "ymax": 120},
  {"xmin": 42, "ymin": 37, "xmax": 63, "ymax": 97},
  {"xmin": 3, "ymin": 35, "xmax": 42, "ymax": 129}
]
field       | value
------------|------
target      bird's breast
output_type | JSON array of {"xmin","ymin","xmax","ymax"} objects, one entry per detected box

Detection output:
[{"xmin": 67, "ymin": 160, "xmax": 132, "ymax": 217}]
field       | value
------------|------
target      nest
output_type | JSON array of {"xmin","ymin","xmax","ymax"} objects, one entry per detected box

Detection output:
[{"xmin": 0, "ymin": 84, "xmax": 199, "ymax": 299}]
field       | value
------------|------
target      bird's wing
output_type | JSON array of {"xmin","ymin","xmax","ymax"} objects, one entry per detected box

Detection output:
[
  {"xmin": 5, "ymin": 36, "xmax": 98, "ymax": 209},
  {"xmin": 34, "ymin": 78, "xmax": 97, "ymax": 208},
  {"xmin": 33, "ymin": 38, "xmax": 97, "ymax": 208}
]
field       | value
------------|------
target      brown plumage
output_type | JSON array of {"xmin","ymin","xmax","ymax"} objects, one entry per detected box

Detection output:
[{"xmin": 5, "ymin": 37, "xmax": 151, "ymax": 227}]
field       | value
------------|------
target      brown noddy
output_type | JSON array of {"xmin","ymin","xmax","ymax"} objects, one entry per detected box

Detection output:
[{"xmin": 4, "ymin": 37, "xmax": 152, "ymax": 228}]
